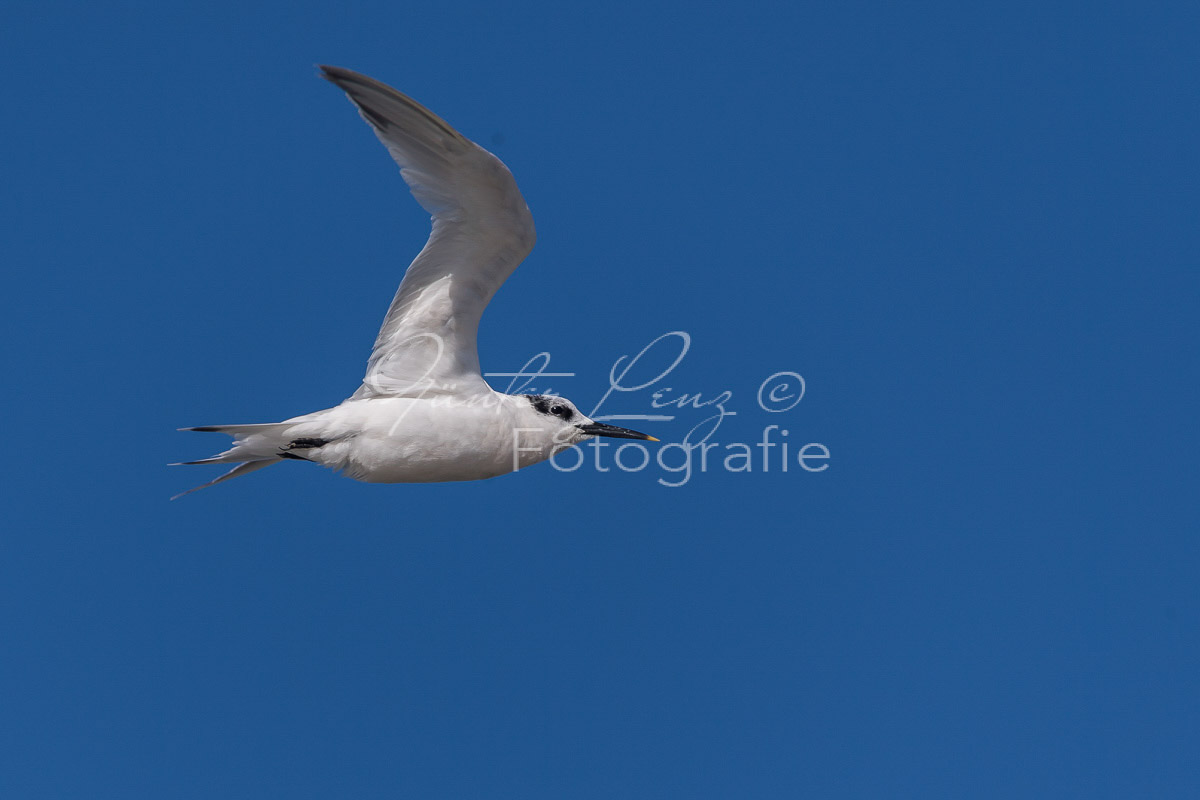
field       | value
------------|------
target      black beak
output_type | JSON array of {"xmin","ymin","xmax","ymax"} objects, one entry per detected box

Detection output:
[{"xmin": 576, "ymin": 422, "xmax": 659, "ymax": 441}]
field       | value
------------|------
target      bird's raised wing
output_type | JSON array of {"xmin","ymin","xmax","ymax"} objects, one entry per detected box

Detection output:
[{"xmin": 320, "ymin": 66, "xmax": 536, "ymax": 399}]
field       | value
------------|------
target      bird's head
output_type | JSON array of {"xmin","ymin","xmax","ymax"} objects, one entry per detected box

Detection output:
[{"xmin": 519, "ymin": 394, "xmax": 658, "ymax": 447}]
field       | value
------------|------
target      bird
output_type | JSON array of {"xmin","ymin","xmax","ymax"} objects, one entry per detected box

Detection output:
[{"xmin": 174, "ymin": 66, "xmax": 656, "ymax": 498}]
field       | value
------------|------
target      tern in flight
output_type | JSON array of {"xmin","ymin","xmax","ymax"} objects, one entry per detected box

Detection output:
[{"xmin": 175, "ymin": 66, "xmax": 656, "ymax": 497}]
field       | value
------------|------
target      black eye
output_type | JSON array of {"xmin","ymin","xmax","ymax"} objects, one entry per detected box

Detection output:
[{"xmin": 550, "ymin": 404, "xmax": 570, "ymax": 419}]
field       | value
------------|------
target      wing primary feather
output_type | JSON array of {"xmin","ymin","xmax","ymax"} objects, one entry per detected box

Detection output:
[{"xmin": 318, "ymin": 65, "xmax": 464, "ymax": 143}]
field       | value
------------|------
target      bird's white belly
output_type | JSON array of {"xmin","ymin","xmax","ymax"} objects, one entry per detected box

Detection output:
[{"xmin": 304, "ymin": 397, "xmax": 558, "ymax": 483}]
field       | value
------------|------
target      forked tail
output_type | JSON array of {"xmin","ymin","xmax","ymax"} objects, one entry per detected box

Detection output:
[{"xmin": 172, "ymin": 423, "xmax": 293, "ymax": 499}]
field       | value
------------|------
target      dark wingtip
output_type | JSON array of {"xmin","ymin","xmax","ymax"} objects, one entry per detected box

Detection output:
[
  {"xmin": 317, "ymin": 65, "xmax": 391, "ymax": 130},
  {"xmin": 180, "ymin": 426, "xmax": 221, "ymax": 432},
  {"xmin": 318, "ymin": 64, "xmax": 361, "ymax": 87}
]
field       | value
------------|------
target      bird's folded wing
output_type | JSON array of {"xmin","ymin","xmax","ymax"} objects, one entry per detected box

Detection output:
[{"xmin": 320, "ymin": 66, "xmax": 536, "ymax": 399}]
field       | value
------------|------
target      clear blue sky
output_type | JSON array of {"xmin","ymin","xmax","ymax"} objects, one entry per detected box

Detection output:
[{"xmin": 3, "ymin": 1, "xmax": 1197, "ymax": 797}]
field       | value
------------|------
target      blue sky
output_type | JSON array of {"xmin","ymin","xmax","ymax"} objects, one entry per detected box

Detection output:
[{"xmin": 3, "ymin": 1, "xmax": 1197, "ymax": 797}]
